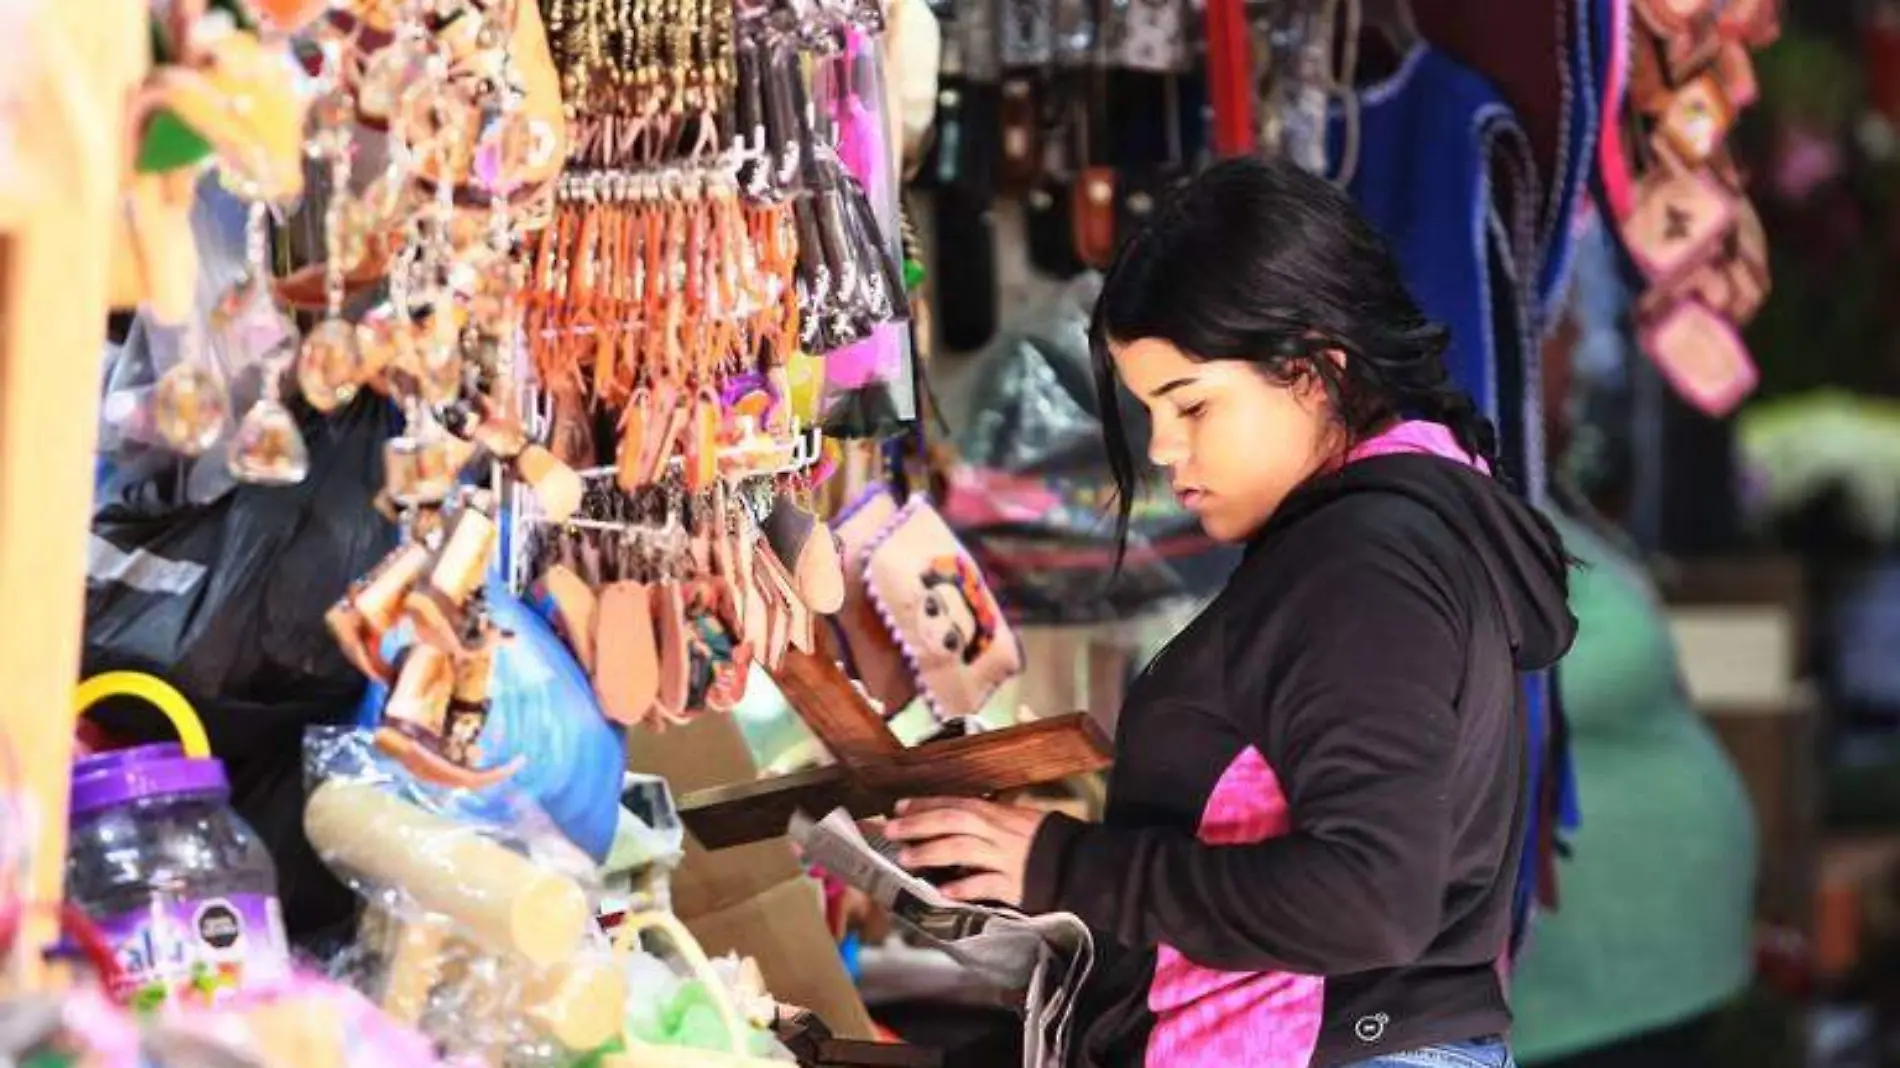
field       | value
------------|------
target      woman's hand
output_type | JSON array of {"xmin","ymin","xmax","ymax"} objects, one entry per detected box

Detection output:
[{"xmin": 884, "ymin": 797, "xmax": 1049, "ymax": 907}]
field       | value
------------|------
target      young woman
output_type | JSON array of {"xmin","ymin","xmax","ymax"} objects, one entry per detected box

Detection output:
[{"xmin": 886, "ymin": 155, "xmax": 1577, "ymax": 1068}]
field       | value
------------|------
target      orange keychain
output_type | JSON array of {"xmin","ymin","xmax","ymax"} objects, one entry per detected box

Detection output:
[{"xmin": 616, "ymin": 386, "xmax": 653, "ymax": 493}]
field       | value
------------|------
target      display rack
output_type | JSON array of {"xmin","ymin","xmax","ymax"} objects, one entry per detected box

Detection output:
[{"xmin": 0, "ymin": 0, "xmax": 149, "ymax": 995}]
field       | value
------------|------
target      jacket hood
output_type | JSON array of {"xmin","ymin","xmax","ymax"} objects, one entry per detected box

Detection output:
[{"xmin": 1270, "ymin": 455, "xmax": 1578, "ymax": 670}]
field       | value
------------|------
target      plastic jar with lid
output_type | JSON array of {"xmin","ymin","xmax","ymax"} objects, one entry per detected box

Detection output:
[{"xmin": 66, "ymin": 744, "xmax": 291, "ymax": 1008}]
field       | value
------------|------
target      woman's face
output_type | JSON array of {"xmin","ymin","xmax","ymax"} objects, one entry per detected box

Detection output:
[{"xmin": 1112, "ymin": 337, "xmax": 1337, "ymax": 543}]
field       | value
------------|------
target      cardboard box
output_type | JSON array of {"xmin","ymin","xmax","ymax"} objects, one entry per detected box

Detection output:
[
  {"xmin": 627, "ymin": 714, "xmax": 875, "ymax": 1037},
  {"xmin": 687, "ymin": 875, "xmax": 876, "ymax": 1037}
]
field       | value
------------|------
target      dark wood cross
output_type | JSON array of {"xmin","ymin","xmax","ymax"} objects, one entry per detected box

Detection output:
[{"xmin": 675, "ymin": 647, "xmax": 1114, "ymax": 849}]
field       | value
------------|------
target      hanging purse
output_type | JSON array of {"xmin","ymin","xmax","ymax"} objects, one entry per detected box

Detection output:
[
  {"xmin": 1071, "ymin": 166, "xmax": 1119, "ymax": 269},
  {"xmin": 1652, "ymin": 72, "xmax": 1734, "ymax": 166},
  {"xmin": 999, "ymin": 75, "xmax": 1042, "ymax": 193},
  {"xmin": 1027, "ymin": 177, "xmax": 1087, "ymax": 277},
  {"xmin": 1618, "ymin": 167, "xmax": 1737, "ymax": 288},
  {"xmin": 1107, "ymin": 0, "xmax": 1189, "ymax": 73},
  {"xmin": 1069, "ymin": 51, "xmax": 1118, "ymax": 269},
  {"xmin": 861, "ymin": 495, "xmax": 1024, "ymax": 722},
  {"xmin": 999, "ymin": 0, "xmax": 1056, "ymax": 68},
  {"xmin": 1109, "ymin": 72, "xmax": 1187, "ymax": 247},
  {"xmin": 829, "ymin": 488, "xmax": 921, "ymax": 717},
  {"xmin": 1638, "ymin": 299, "xmax": 1757, "ymax": 418}
]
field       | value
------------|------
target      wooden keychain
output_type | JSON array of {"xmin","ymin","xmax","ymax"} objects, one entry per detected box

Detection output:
[
  {"xmin": 593, "ymin": 579, "xmax": 661, "ymax": 726},
  {"xmin": 536, "ymin": 562, "xmax": 598, "ymax": 673}
]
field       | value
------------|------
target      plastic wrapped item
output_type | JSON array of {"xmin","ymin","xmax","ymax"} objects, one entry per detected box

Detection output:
[
  {"xmin": 598, "ymin": 775, "xmax": 687, "ymax": 926},
  {"xmin": 352, "ymin": 576, "xmax": 626, "ymax": 862},
  {"xmin": 942, "ymin": 276, "xmax": 1241, "ymax": 624},
  {"xmin": 303, "ymin": 727, "xmax": 600, "ymax": 960},
  {"xmin": 303, "ymin": 727, "xmax": 622, "ymax": 1064},
  {"xmin": 610, "ymin": 912, "xmax": 793, "ymax": 1066}
]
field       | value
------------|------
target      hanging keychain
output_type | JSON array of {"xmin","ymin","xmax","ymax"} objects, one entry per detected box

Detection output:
[{"xmin": 297, "ymin": 74, "xmax": 372, "ymax": 413}]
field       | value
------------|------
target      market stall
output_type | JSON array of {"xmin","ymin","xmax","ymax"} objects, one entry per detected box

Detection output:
[
  {"xmin": 1, "ymin": 0, "xmax": 1104, "ymax": 1061},
  {"xmin": 0, "ymin": 0, "xmax": 1787, "ymax": 1063}
]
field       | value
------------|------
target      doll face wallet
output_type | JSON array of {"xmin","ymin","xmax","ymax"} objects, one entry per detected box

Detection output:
[{"xmin": 860, "ymin": 495, "xmax": 1023, "ymax": 722}]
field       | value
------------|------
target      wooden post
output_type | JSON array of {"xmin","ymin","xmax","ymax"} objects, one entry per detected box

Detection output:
[{"xmin": 0, "ymin": 0, "xmax": 148, "ymax": 993}]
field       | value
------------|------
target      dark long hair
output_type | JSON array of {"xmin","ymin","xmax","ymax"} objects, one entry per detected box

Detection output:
[{"xmin": 1091, "ymin": 155, "xmax": 1503, "ymax": 559}]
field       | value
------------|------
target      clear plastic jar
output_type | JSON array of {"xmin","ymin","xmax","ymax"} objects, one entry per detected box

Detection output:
[{"xmin": 66, "ymin": 744, "xmax": 291, "ymax": 1008}]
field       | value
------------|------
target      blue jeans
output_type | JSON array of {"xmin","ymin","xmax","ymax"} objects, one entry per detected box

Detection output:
[{"xmin": 1341, "ymin": 1037, "xmax": 1517, "ymax": 1068}]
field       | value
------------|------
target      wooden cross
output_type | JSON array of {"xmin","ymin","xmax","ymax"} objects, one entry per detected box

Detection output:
[{"xmin": 675, "ymin": 648, "xmax": 1113, "ymax": 849}]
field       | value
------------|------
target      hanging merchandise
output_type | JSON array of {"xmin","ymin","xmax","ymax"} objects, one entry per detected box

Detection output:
[
  {"xmin": 827, "ymin": 486, "xmax": 1023, "ymax": 724},
  {"xmin": 1326, "ymin": 45, "xmax": 1541, "ymax": 486},
  {"xmin": 1603, "ymin": 0, "xmax": 1778, "ymax": 418},
  {"xmin": 1399, "ymin": 0, "xmax": 1603, "ymax": 321},
  {"xmin": 259, "ymin": 0, "xmax": 608, "ymax": 792},
  {"xmin": 100, "ymin": 181, "xmax": 305, "ymax": 505},
  {"xmin": 112, "ymin": 3, "xmax": 311, "ymax": 335},
  {"xmin": 1203, "ymin": 0, "xmax": 1257, "ymax": 157},
  {"xmin": 531, "ymin": 0, "xmax": 912, "ymax": 439},
  {"xmin": 97, "ymin": 0, "xmax": 586, "ymax": 797},
  {"xmin": 812, "ymin": 29, "xmax": 921, "ymax": 435},
  {"xmin": 506, "ymin": 0, "xmax": 911, "ymax": 742},
  {"xmin": 353, "ymin": 578, "xmax": 628, "ymax": 862},
  {"xmin": 919, "ymin": 0, "xmax": 1207, "ymax": 333}
]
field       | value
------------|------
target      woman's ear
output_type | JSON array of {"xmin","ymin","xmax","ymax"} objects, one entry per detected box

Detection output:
[{"xmin": 1291, "ymin": 348, "xmax": 1349, "ymax": 406}]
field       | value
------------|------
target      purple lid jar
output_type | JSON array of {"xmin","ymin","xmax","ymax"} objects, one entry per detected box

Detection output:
[
  {"xmin": 72, "ymin": 743, "xmax": 184, "ymax": 772},
  {"xmin": 69, "ymin": 745, "xmax": 229, "ymax": 817},
  {"xmin": 65, "ymin": 745, "xmax": 289, "ymax": 1006}
]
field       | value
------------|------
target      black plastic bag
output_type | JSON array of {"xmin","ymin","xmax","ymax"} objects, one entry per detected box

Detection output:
[{"xmin": 83, "ymin": 393, "xmax": 399, "ymax": 769}]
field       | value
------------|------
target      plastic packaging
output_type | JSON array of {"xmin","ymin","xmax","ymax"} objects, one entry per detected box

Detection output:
[
  {"xmin": 354, "ymin": 576, "xmax": 626, "ymax": 862},
  {"xmin": 66, "ymin": 745, "xmax": 292, "ymax": 1009},
  {"xmin": 942, "ymin": 275, "xmax": 1241, "ymax": 624},
  {"xmin": 611, "ymin": 911, "xmax": 792, "ymax": 1066},
  {"xmin": 303, "ymin": 727, "xmax": 617, "ymax": 1064}
]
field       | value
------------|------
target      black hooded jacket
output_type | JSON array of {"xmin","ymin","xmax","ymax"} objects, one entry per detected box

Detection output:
[{"xmin": 1022, "ymin": 454, "xmax": 1577, "ymax": 1068}]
